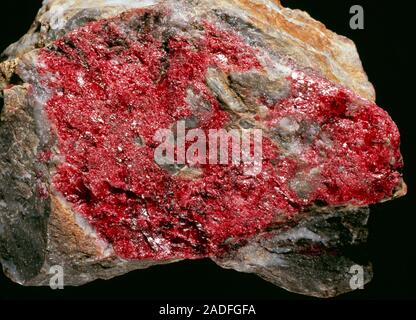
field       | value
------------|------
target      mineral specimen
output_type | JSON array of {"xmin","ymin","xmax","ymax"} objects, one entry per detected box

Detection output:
[{"xmin": 0, "ymin": 0, "xmax": 405, "ymax": 297}]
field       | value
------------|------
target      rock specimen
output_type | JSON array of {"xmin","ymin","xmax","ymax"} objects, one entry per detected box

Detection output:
[{"xmin": 0, "ymin": 0, "xmax": 405, "ymax": 297}]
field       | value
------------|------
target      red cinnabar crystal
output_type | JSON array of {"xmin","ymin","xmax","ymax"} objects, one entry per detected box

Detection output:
[{"xmin": 37, "ymin": 9, "xmax": 402, "ymax": 260}]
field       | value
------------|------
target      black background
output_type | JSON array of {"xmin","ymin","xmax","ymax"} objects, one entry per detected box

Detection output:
[{"xmin": 0, "ymin": 0, "xmax": 414, "ymax": 302}]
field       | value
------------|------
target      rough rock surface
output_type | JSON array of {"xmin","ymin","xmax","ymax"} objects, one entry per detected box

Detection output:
[{"xmin": 0, "ymin": 0, "xmax": 405, "ymax": 297}]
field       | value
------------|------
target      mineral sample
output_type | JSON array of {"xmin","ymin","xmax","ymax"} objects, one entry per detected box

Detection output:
[{"xmin": 0, "ymin": 0, "xmax": 406, "ymax": 297}]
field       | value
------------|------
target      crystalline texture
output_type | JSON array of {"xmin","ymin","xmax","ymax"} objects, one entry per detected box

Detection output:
[
  {"xmin": 0, "ymin": 0, "xmax": 405, "ymax": 297},
  {"xmin": 34, "ymin": 9, "xmax": 402, "ymax": 260}
]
